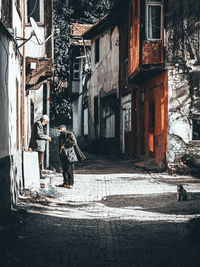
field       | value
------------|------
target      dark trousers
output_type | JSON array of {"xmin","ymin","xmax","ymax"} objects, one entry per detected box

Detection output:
[
  {"xmin": 60, "ymin": 156, "xmax": 74, "ymax": 185},
  {"xmin": 38, "ymin": 151, "xmax": 44, "ymax": 176}
]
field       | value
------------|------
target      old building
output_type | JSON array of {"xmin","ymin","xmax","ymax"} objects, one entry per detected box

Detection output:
[
  {"xmin": 82, "ymin": 0, "xmax": 200, "ymax": 170},
  {"xmin": 127, "ymin": 0, "xmax": 168, "ymax": 165},
  {"xmin": 83, "ymin": 12, "xmax": 121, "ymax": 155},
  {"xmin": 124, "ymin": 0, "xmax": 200, "ymax": 169},
  {"xmin": 69, "ymin": 23, "xmax": 92, "ymax": 140},
  {"xmin": 118, "ymin": 0, "xmax": 135, "ymax": 158},
  {"xmin": 25, "ymin": 0, "xmax": 53, "ymax": 168},
  {"xmin": 0, "ymin": 0, "xmax": 24, "ymax": 214},
  {"xmin": 0, "ymin": 0, "xmax": 53, "ymax": 215}
]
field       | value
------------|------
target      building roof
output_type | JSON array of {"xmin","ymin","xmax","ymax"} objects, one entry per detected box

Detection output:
[
  {"xmin": 71, "ymin": 23, "xmax": 93, "ymax": 37},
  {"xmin": 70, "ymin": 23, "xmax": 93, "ymax": 46},
  {"xmin": 82, "ymin": 0, "xmax": 129, "ymax": 39}
]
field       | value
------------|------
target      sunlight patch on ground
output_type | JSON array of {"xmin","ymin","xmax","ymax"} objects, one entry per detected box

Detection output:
[
  {"xmin": 19, "ymin": 171, "xmax": 200, "ymax": 223},
  {"xmin": 26, "ymin": 201, "xmax": 200, "ymax": 222}
]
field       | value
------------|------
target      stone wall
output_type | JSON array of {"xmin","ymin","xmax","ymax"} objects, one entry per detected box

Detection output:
[
  {"xmin": 167, "ymin": 64, "xmax": 200, "ymax": 170},
  {"xmin": 166, "ymin": 0, "xmax": 200, "ymax": 171}
]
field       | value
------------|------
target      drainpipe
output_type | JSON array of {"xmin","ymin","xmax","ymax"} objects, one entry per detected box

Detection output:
[{"xmin": 22, "ymin": 0, "xmax": 26, "ymax": 149}]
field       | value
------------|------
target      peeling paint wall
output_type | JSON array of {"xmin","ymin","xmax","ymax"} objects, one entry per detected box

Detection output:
[
  {"xmin": 89, "ymin": 26, "xmax": 119, "ymax": 140},
  {"xmin": 142, "ymin": 41, "xmax": 163, "ymax": 64},
  {"xmin": 128, "ymin": 0, "xmax": 140, "ymax": 76},
  {"xmin": 0, "ymin": 25, "xmax": 23, "ymax": 213}
]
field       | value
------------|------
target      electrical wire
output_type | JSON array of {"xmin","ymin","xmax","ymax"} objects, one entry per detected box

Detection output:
[
  {"xmin": 30, "ymin": 39, "xmax": 41, "ymax": 45},
  {"xmin": 27, "ymin": 0, "xmax": 38, "ymax": 18},
  {"xmin": 141, "ymin": 15, "xmax": 163, "ymax": 30}
]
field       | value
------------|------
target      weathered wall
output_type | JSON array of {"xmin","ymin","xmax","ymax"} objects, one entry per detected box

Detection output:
[
  {"xmin": 0, "ymin": 22, "xmax": 23, "ymax": 214},
  {"xmin": 135, "ymin": 71, "xmax": 168, "ymax": 164},
  {"xmin": 33, "ymin": 85, "xmax": 44, "ymax": 120},
  {"xmin": 0, "ymin": 28, "xmax": 11, "ymax": 214},
  {"xmin": 166, "ymin": 0, "xmax": 200, "ymax": 169},
  {"xmin": 119, "ymin": 14, "xmax": 137, "ymax": 158},
  {"xmin": 7, "ymin": 37, "xmax": 23, "ymax": 203},
  {"xmin": 89, "ymin": 26, "xmax": 119, "ymax": 140},
  {"xmin": 128, "ymin": 0, "xmax": 140, "ymax": 76},
  {"xmin": 73, "ymin": 96, "xmax": 82, "ymax": 137},
  {"xmin": 72, "ymin": 58, "xmax": 83, "ymax": 138},
  {"xmin": 142, "ymin": 41, "xmax": 163, "ymax": 65},
  {"xmin": 25, "ymin": 27, "xmax": 45, "ymax": 57},
  {"xmin": 0, "ymin": 29, "xmax": 10, "ymax": 158},
  {"xmin": 144, "ymin": 71, "xmax": 168, "ymax": 164},
  {"xmin": 167, "ymin": 66, "xmax": 192, "ymax": 164}
]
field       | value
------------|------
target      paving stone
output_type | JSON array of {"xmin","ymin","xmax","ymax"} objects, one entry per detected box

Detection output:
[{"xmin": 1, "ymin": 158, "xmax": 200, "ymax": 267}]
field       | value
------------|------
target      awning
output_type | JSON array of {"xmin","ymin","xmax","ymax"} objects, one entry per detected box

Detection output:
[{"xmin": 26, "ymin": 57, "xmax": 53, "ymax": 90}]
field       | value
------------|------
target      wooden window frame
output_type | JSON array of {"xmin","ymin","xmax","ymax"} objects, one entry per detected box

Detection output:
[
  {"xmin": 146, "ymin": 0, "xmax": 163, "ymax": 41},
  {"xmin": 26, "ymin": 0, "xmax": 44, "ymax": 25},
  {"xmin": 73, "ymin": 59, "xmax": 80, "ymax": 80}
]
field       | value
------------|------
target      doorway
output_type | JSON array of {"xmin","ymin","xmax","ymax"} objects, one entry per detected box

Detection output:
[{"xmin": 149, "ymin": 88, "xmax": 155, "ymax": 157}]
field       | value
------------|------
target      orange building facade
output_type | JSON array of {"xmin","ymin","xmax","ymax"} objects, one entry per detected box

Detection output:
[{"xmin": 119, "ymin": 0, "xmax": 168, "ymax": 164}]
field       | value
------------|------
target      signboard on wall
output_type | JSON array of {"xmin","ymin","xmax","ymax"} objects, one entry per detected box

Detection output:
[{"xmin": 23, "ymin": 151, "xmax": 40, "ymax": 190}]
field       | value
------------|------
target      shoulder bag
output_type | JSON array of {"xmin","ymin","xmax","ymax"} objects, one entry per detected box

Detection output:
[{"xmin": 62, "ymin": 146, "xmax": 78, "ymax": 163}]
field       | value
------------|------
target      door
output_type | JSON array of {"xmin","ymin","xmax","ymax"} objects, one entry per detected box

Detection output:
[
  {"xmin": 140, "ymin": 91, "xmax": 145, "ymax": 155},
  {"xmin": 149, "ymin": 88, "xmax": 155, "ymax": 157},
  {"xmin": 122, "ymin": 108, "xmax": 126, "ymax": 154}
]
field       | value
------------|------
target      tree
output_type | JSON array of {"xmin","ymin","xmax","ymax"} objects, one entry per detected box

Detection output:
[{"xmin": 51, "ymin": 0, "xmax": 113, "ymax": 125}]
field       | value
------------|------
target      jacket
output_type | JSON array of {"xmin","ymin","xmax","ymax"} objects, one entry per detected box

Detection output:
[
  {"xmin": 59, "ymin": 131, "xmax": 86, "ymax": 161},
  {"xmin": 29, "ymin": 120, "xmax": 49, "ymax": 152}
]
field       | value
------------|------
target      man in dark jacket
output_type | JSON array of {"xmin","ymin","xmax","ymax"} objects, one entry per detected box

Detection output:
[
  {"xmin": 29, "ymin": 115, "xmax": 51, "ymax": 178},
  {"xmin": 58, "ymin": 125, "xmax": 86, "ymax": 188}
]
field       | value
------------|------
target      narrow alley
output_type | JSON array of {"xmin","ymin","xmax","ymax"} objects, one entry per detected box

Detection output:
[
  {"xmin": 1, "ymin": 157, "xmax": 200, "ymax": 267},
  {"xmin": 1, "ymin": 1, "xmax": 200, "ymax": 266}
]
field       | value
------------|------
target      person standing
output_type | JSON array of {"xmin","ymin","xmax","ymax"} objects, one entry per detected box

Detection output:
[
  {"xmin": 29, "ymin": 115, "xmax": 51, "ymax": 178},
  {"xmin": 58, "ymin": 125, "xmax": 86, "ymax": 188}
]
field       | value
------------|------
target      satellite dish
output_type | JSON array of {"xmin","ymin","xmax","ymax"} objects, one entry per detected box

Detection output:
[
  {"xmin": 30, "ymin": 17, "xmax": 43, "ymax": 45},
  {"xmin": 17, "ymin": 17, "xmax": 59, "ymax": 48}
]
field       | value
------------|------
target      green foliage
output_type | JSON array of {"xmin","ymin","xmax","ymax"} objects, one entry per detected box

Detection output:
[
  {"xmin": 50, "ymin": 80, "xmax": 72, "ymax": 126},
  {"xmin": 53, "ymin": 0, "xmax": 113, "ymax": 80},
  {"xmin": 51, "ymin": 0, "xmax": 113, "ymax": 125}
]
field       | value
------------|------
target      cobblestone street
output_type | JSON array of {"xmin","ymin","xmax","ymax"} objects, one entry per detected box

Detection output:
[{"xmin": 1, "ymin": 157, "xmax": 200, "ymax": 267}]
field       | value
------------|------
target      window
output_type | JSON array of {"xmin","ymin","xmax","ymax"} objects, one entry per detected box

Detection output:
[
  {"xmin": 95, "ymin": 38, "xmax": 100, "ymax": 63},
  {"xmin": 192, "ymin": 118, "xmax": 200, "ymax": 140},
  {"xmin": 26, "ymin": 0, "xmax": 44, "ymax": 24},
  {"xmin": 73, "ymin": 59, "xmax": 80, "ymax": 80},
  {"xmin": 146, "ymin": 0, "xmax": 163, "ymax": 40}
]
